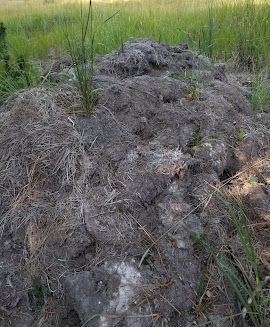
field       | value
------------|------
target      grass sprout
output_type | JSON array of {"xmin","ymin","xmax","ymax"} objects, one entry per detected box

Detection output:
[{"xmin": 167, "ymin": 71, "xmax": 201, "ymax": 101}]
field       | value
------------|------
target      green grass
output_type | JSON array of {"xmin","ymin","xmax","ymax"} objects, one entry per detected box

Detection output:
[
  {"xmin": 65, "ymin": 0, "xmax": 96, "ymax": 116},
  {"xmin": 214, "ymin": 193, "xmax": 270, "ymax": 327},
  {"xmin": 192, "ymin": 192, "xmax": 270, "ymax": 327},
  {"xmin": 0, "ymin": 59, "xmax": 40, "ymax": 103},
  {"xmin": 0, "ymin": 0, "xmax": 269, "ymax": 104},
  {"xmin": 0, "ymin": 20, "xmax": 40, "ymax": 103},
  {"xmin": 251, "ymin": 68, "xmax": 270, "ymax": 111},
  {"xmin": 0, "ymin": 0, "xmax": 269, "ymax": 65},
  {"xmin": 167, "ymin": 72, "xmax": 202, "ymax": 101}
]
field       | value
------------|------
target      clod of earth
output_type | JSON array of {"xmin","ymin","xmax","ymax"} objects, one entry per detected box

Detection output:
[{"xmin": 0, "ymin": 39, "xmax": 269, "ymax": 327}]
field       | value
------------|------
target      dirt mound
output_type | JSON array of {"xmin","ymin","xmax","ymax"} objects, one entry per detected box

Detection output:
[{"xmin": 0, "ymin": 39, "xmax": 269, "ymax": 327}]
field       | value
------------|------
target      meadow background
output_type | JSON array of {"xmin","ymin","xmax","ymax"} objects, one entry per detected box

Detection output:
[{"xmin": 0, "ymin": 0, "xmax": 270, "ymax": 105}]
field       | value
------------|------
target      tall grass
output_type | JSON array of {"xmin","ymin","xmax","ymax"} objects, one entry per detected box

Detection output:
[
  {"xmin": 0, "ymin": 0, "xmax": 269, "ymax": 67},
  {"xmin": 251, "ymin": 68, "xmax": 270, "ymax": 111},
  {"xmin": 65, "ymin": 0, "xmax": 96, "ymax": 116},
  {"xmin": 0, "ymin": 20, "xmax": 40, "ymax": 104},
  {"xmin": 0, "ymin": 0, "xmax": 269, "ymax": 105},
  {"xmin": 64, "ymin": 0, "xmax": 124, "ymax": 115},
  {"xmin": 0, "ymin": 58, "xmax": 40, "ymax": 104}
]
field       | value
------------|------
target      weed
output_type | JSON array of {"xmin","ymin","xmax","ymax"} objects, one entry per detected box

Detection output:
[
  {"xmin": 185, "ymin": 70, "xmax": 201, "ymax": 100},
  {"xmin": 196, "ymin": 270, "xmax": 206, "ymax": 298},
  {"xmin": 28, "ymin": 278, "xmax": 48, "ymax": 310},
  {"xmin": 178, "ymin": 28, "xmax": 197, "ymax": 53},
  {"xmin": 216, "ymin": 193, "xmax": 270, "ymax": 327},
  {"xmin": 168, "ymin": 70, "xmax": 201, "ymax": 101},
  {"xmin": 193, "ymin": 269, "xmax": 216, "ymax": 319},
  {"xmin": 236, "ymin": 128, "xmax": 244, "ymax": 142},
  {"xmin": 178, "ymin": 5, "xmax": 213, "ymax": 58}
]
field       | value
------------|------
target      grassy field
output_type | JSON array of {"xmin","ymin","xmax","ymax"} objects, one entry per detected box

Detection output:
[{"xmin": 0, "ymin": 0, "xmax": 270, "ymax": 103}]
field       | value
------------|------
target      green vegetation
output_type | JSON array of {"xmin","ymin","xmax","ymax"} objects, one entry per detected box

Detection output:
[
  {"xmin": 65, "ymin": 0, "xmax": 122, "ymax": 115},
  {"xmin": 191, "ymin": 193, "xmax": 270, "ymax": 327},
  {"xmin": 65, "ymin": 0, "xmax": 96, "ymax": 116},
  {"xmin": 0, "ymin": 20, "xmax": 40, "ymax": 103},
  {"xmin": 28, "ymin": 278, "xmax": 48, "ymax": 310},
  {"xmin": 0, "ymin": 56, "xmax": 40, "ymax": 104},
  {"xmin": 0, "ymin": 0, "xmax": 269, "ymax": 105},
  {"xmin": 1, "ymin": 0, "xmax": 269, "ymax": 65},
  {"xmin": 167, "ymin": 71, "xmax": 202, "ymax": 101},
  {"xmin": 251, "ymin": 68, "xmax": 270, "ymax": 111},
  {"xmin": 236, "ymin": 127, "xmax": 244, "ymax": 142}
]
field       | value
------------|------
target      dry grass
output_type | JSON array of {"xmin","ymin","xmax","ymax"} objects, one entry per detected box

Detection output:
[{"xmin": 0, "ymin": 88, "xmax": 88, "ymax": 287}]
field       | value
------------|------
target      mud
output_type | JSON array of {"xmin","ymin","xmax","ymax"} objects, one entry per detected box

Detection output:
[{"xmin": 0, "ymin": 39, "xmax": 269, "ymax": 327}]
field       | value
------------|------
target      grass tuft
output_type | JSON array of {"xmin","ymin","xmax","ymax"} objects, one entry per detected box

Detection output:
[
  {"xmin": 65, "ymin": 0, "xmax": 96, "ymax": 116},
  {"xmin": 65, "ymin": 0, "xmax": 124, "ymax": 116}
]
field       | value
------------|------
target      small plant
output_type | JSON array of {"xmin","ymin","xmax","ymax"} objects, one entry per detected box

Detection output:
[
  {"xmin": 191, "ymin": 232, "xmax": 204, "ymax": 257},
  {"xmin": 191, "ymin": 232, "xmax": 203, "ymax": 248},
  {"xmin": 168, "ymin": 70, "xmax": 201, "ymax": 101},
  {"xmin": 185, "ymin": 70, "xmax": 201, "ymax": 100},
  {"xmin": 193, "ymin": 269, "xmax": 217, "ymax": 318},
  {"xmin": 28, "ymin": 278, "xmax": 48, "ymax": 310},
  {"xmin": 236, "ymin": 127, "xmax": 244, "ymax": 142}
]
